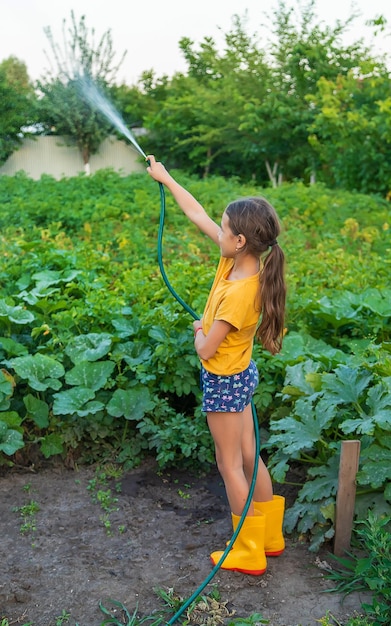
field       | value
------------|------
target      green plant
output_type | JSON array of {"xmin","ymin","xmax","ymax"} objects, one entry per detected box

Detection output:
[
  {"xmin": 55, "ymin": 610, "xmax": 71, "ymax": 626},
  {"xmin": 96, "ymin": 489, "xmax": 118, "ymax": 513},
  {"xmin": 325, "ymin": 512, "xmax": 391, "ymax": 625},
  {"xmin": 100, "ymin": 514, "xmax": 112, "ymax": 536},
  {"xmin": 266, "ymin": 358, "xmax": 391, "ymax": 548},
  {"xmin": 153, "ymin": 587, "xmax": 185, "ymax": 615},
  {"xmin": 13, "ymin": 499, "xmax": 40, "ymax": 535},
  {"xmin": 99, "ymin": 598, "xmax": 163, "ymax": 625},
  {"xmin": 317, "ymin": 611, "xmax": 372, "ymax": 625},
  {"xmin": 177, "ymin": 489, "xmax": 190, "ymax": 500},
  {"xmin": 87, "ymin": 465, "xmax": 123, "ymax": 535}
]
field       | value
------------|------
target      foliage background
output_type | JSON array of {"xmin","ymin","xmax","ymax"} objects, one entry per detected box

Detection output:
[{"xmin": 0, "ymin": 170, "xmax": 390, "ymax": 548}]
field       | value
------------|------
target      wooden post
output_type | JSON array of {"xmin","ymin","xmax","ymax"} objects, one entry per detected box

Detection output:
[{"xmin": 333, "ymin": 440, "xmax": 361, "ymax": 556}]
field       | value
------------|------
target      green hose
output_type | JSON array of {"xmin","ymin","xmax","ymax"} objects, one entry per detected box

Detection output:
[
  {"xmin": 157, "ymin": 182, "xmax": 198, "ymax": 320},
  {"xmin": 156, "ymin": 181, "xmax": 261, "ymax": 625}
]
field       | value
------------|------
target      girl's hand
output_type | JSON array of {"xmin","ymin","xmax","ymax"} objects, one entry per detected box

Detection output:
[
  {"xmin": 193, "ymin": 320, "xmax": 203, "ymax": 334},
  {"xmin": 146, "ymin": 155, "xmax": 171, "ymax": 184}
]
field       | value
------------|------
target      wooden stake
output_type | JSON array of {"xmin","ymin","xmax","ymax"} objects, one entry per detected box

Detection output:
[{"xmin": 334, "ymin": 440, "xmax": 361, "ymax": 556}]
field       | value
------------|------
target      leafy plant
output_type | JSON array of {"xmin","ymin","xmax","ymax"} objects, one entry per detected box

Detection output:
[
  {"xmin": 54, "ymin": 610, "xmax": 72, "ymax": 626},
  {"xmin": 325, "ymin": 512, "xmax": 391, "ymax": 625},
  {"xmin": 0, "ymin": 412, "xmax": 24, "ymax": 458},
  {"xmin": 267, "ymin": 359, "xmax": 391, "ymax": 548}
]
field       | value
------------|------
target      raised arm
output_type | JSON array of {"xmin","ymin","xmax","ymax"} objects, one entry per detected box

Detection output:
[{"xmin": 146, "ymin": 155, "xmax": 220, "ymax": 244}]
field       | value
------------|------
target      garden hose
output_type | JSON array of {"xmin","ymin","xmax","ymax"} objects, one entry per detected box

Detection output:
[
  {"xmin": 157, "ymin": 181, "xmax": 198, "ymax": 320},
  {"xmin": 155, "ymin": 180, "xmax": 261, "ymax": 625}
]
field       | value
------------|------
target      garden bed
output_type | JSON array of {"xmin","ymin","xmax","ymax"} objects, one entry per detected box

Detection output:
[{"xmin": 0, "ymin": 459, "xmax": 370, "ymax": 625}]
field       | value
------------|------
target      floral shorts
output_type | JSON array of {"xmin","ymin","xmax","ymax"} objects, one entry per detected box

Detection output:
[{"xmin": 200, "ymin": 359, "xmax": 259, "ymax": 413}]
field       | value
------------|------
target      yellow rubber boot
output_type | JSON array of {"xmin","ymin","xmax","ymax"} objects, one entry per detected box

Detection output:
[
  {"xmin": 210, "ymin": 511, "xmax": 267, "ymax": 576},
  {"xmin": 254, "ymin": 495, "xmax": 285, "ymax": 556}
]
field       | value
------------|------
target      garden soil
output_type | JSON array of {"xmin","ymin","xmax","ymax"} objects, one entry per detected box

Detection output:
[{"xmin": 1, "ymin": 458, "xmax": 370, "ymax": 626}]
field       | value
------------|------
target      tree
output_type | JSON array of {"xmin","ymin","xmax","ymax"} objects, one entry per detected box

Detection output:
[
  {"xmin": 37, "ymin": 11, "xmax": 126, "ymax": 174},
  {"xmin": 239, "ymin": 0, "xmax": 386, "ymax": 185},
  {"xmin": 308, "ymin": 66, "xmax": 391, "ymax": 195},
  {"xmin": 144, "ymin": 15, "xmax": 273, "ymax": 180},
  {"xmin": 0, "ymin": 57, "xmax": 34, "ymax": 165},
  {"xmin": 142, "ymin": 5, "xmax": 388, "ymax": 187}
]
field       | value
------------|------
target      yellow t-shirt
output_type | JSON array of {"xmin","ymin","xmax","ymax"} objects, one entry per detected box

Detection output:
[{"xmin": 201, "ymin": 257, "xmax": 261, "ymax": 375}]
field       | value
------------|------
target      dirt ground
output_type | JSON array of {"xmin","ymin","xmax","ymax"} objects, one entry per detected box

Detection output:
[{"xmin": 1, "ymin": 458, "xmax": 370, "ymax": 626}]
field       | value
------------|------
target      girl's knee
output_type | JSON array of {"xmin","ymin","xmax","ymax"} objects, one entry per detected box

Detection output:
[
  {"xmin": 242, "ymin": 449, "xmax": 256, "ymax": 470},
  {"xmin": 217, "ymin": 459, "xmax": 243, "ymax": 483}
]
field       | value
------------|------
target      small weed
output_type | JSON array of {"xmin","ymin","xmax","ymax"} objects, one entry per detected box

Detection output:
[
  {"xmin": 12, "ymin": 500, "xmax": 40, "ymax": 535},
  {"xmin": 100, "ymin": 514, "xmax": 112, "ymax": 536},
  {"xmin": 316, "ymin": 610, "xmax": 372, "ymax": 625},
  {"xmin": 55, "ymin": 610, "xmax": 71, "ymax": 625},
  {"xmin": 154, "ymin": 587, "xmax": 184, "ymax": 614},
  {"xmin": 103, "ymin": 463, "xmax": 124, "ymax": 481},
  {"xmin": 96, "ymin": 489, "xmax": 118, "ymax": 513},
  {"xmin": 196, "ymin": 518, "xmax": 213, "ymax": 525},
  {"xmin": 88, "ymin": 465, "xmax": 122, "ymax": 536},
  {"xmin": 87, "ymin": 477, "xmax": 97, "ymax": 492},
  {"xmin": 177, "ymin": 489, "xmax": 190, "ymax": 500},
  {"xmin": 99, "ymin": 599, "xmax": 163, "ymax": 625}
]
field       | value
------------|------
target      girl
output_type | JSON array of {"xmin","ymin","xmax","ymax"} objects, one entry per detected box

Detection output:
[{"xmin": 147, "ymin": 155, "xmax": 286, "ymax": 576}]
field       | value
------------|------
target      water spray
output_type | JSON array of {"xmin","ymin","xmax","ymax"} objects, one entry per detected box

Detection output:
[
  {"xmin": 77, "ymin": 75, "xmax": 147, "ymax": 159},
  {"xmin": 78, "ymin": 79, "xmax": 260, "ymax": 624}
]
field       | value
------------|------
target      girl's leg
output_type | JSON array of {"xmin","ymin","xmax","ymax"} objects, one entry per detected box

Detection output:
[
  {"xmin": 207, "ymin": 411, "xmax": 254, "ymax": 516},
  {"xmin": 241, "ymin": 403, "xmax": 273, "ymax": 502}
]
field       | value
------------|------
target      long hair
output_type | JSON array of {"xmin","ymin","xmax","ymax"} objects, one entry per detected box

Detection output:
[{"xmin": 226, "ymin": 197, "xmax": 286, "ymax": 354}]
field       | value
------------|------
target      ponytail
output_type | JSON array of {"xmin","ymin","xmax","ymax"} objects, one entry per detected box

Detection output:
[
  {"xmin": 256, "ymin": 244, "xmax": 286, "ymax": 354},
  {"xmin": 225, "ymin": 196, "xmax": 286, "ymax": 354}
]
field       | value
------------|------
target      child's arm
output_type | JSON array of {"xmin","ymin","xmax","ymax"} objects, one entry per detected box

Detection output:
[
  {"xmin": 146, "ymin": 155, "xmax": 220, "ymax": 244},
  {"xmin": 193, "ymin": 319, "xmax": 233, "ymax": 361}
]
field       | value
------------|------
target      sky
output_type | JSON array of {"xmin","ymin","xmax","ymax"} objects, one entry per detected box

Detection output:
[{"xmin": 1, "ymin": 0, "xmax": 391, "ymax": 85}]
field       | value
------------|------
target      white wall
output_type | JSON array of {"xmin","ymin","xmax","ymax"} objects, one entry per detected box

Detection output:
[{"xmin": 0, "ymin": 135, "xmax": 145, "ymax": 179}]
